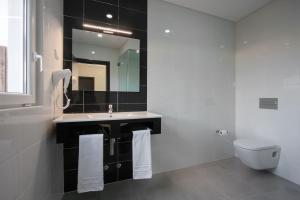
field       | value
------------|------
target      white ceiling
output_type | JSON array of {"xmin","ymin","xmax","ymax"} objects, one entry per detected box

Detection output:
[{"xmin": 163, "ymin": 0, "xmax": 273, "ymax": 22}]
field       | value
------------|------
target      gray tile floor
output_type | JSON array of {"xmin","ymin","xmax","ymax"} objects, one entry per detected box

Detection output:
[{"xmin": 62, "ymin": 158, "xmax": 300, "ymax": 200}]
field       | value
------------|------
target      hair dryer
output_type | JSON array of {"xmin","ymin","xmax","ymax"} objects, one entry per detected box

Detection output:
[{"xmin": 52, "ymin": 69, "xmax": 72, "ymax": 110}]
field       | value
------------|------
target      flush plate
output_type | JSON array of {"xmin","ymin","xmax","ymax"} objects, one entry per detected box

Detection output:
[{"xmin": 259, "ymin": 98, "xmax": 278, "ymax": 110}]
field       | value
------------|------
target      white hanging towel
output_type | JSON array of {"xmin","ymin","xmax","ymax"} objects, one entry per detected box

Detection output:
[
  {"xmin": 132, "ymin": 129, "xmax": 152, "ymax": 179},
  {"xmin": 78, "ymin": 134, "xmax": 104, "ymax": 193}
]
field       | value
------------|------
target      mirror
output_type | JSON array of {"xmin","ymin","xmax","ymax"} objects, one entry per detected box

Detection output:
[{"xmin": 72, "ymin": 29, "xmax": 140, "ymax": 92}]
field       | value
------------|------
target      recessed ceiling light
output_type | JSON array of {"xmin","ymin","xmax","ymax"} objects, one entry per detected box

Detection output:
[
  {"xmin": 106, "ymin": 14, "xmax": 113, "ymax": 19},
  {"xmin": 164, "ymin": 29, "xmax": 171, "ymax": 33},
  {"xmin": 91, "ymin": 51, "xmax": 95, "ymax": 54},
  {"xmin": 97, "ymin": 33, "xmax": 103, "ymax": 38}
]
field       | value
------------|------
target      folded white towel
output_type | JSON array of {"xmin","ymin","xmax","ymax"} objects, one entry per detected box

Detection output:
[
  {"xmin": 132, "ymin": 129, "xmax": 152, "ymax": 179},
  {"xmin": 78, "ymin": 134, "xmax": 104, "ymax": 193}
]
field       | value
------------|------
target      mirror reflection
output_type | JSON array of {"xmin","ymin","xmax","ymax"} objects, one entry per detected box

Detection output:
[{"xmin": 72, "ymin": 29, "xmax": 140, "ymax": 92}]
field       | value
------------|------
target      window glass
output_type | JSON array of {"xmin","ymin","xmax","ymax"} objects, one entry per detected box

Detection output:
[{"xmin": 0, "ymin": 0, "xmax": 26, "ymax": 94}]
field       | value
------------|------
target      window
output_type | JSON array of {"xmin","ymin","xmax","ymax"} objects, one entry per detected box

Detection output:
[{"xmin": 0, "ymin": 0, "xmax": 37, "ymax": 107}]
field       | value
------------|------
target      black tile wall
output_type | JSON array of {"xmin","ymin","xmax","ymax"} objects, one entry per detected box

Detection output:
[
  {"xmin": 69, "ymin": 91, "xmax": 84, "ymax": 104},
  {"xmin": 119, "ymin": 0, "xmax": 147, "ymax": 13},
  {"xmin": 140, "ymin": 50, "xmax": 147, "ymax": 67},
  {"xmin": 63, "ymin": 0, "xmax": 148, "ymax": 113},
  {"xmin": 119, "ymin": 8, "xmax": 147, "ymax": 30},
  {"xmin": 84, "ymin": 104, "xmax": 117, "ymax": 113},
  {"xmin": 140, "ymin": 67, "xmax": 147, "ymax": 86},
  {"xmin": 118, "ymin": 161, "xmax": 133, "ymax": 181},
  {"xmin": 96, "ymin": 0, "xmax": 118, "ymax": 6},
  {"xmin": 131, "ymin": 29, "xmax": 147, "ymax": 50},
  {"xmin": 64, "ymin": 0, "xmax": 84, "ymax": 18},
  {"xmin": 84, "ymin": 0, "xmax": 119, "ymax": 25},
  {"xmin": 63, "ymin": 38, "xmax": 72, "ymax": 61},
  {"xmin": 118, "ymin": 86, "xmax": 147, "ymax": 104},
  {"xmin": 118, "ymin": 103, "xmax": 147, "ymax": 112},
  {"xmin": 64, "ymin": 16, "xmax": 83, "ymax": 38},
  {"xmin": 64, "ymin": 170, "xmax": 78, "ymax": 192},
  {"xmin": 84, "ymin": 91, "xmax": 117, "ymax": 104}
]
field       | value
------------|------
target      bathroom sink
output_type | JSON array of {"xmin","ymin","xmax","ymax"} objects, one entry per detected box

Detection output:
[
  {"xmin": 54, "ymin": 112, "xmax": 162, "ymax": 123},
  {"xmin": 88, "ymin": 112, "xmax": 158, "ymax": 119},
  {"xmin": 54, "ymin": 113, "xmax": 91, "ymax": 122}
]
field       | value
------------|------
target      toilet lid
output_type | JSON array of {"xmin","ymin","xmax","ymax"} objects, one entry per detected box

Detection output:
[{"xmin": 234, "ymin": 139, "xmax": 277, "ymax": 151}]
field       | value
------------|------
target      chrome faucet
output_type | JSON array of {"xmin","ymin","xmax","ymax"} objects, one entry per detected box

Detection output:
[{"xmin": 108, "ymin": 104, "xmax": 113, "ymax": 117}]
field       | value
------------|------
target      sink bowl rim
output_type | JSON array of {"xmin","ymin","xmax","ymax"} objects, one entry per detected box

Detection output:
[{"xmin": 53, "ymin": 111, "xmax": 162, "ymax": 123}]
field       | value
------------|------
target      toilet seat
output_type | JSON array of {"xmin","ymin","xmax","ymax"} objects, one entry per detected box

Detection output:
[{"xmin": 234, "ymin": 139, "xmax": 277, "ymax": 151}]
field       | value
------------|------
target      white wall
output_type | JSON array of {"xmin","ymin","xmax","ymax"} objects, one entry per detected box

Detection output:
[
  {"xmin": 119, "ymin": 39, "xmax": 140, "ymax": 55},
  {"xmin": 236, "ymin": 0, "xmax": 300, "ymax": 185},
  {"xmin": 148, "ymin": 0, "xmax": 236, "ymax": 173},
  {"xmin": 0, "ymin": 0, "xmax": 64, "ymax": 199}
]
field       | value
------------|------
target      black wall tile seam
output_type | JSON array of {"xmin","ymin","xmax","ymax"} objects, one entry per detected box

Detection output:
[
  {"xmin": 119, "ymin": 6, "xmax": 147, "ymax": 15},
  {"xmin": 119, "ymin": 0, "xmax": 147, "ymax": 14},
  {"xmin": 89, "ymin": 0, "xmax": 119, "ymax": 8},
  {"xmin": 63, "ymin": 15, "xmax": 84, "ymax": 20}
]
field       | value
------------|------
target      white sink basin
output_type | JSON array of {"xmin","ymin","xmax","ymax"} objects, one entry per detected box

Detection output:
[{"xmin": 54, "ymin": 112, "xmax": 162, "ymax": 123}]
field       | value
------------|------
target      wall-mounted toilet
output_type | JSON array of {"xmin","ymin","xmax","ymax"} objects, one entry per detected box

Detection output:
[{"xmin": 234, "ymin": 139, "xmax": 281, "ymax": 170}]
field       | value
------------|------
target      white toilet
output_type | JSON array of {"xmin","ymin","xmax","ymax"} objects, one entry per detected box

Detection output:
[{"xmin": 234, "ymin": 139, "xmax": 281, "ymax": 170}]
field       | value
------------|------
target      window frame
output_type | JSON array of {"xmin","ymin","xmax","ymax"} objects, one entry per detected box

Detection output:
[{"xmin": 0, "ymin": 0, "xmax": 37, "ymax": 108}]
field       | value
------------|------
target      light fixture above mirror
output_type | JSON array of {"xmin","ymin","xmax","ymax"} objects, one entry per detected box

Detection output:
[{"xmin": 83, "ymin": 23, "xmax": 133, "ymax": 35}]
